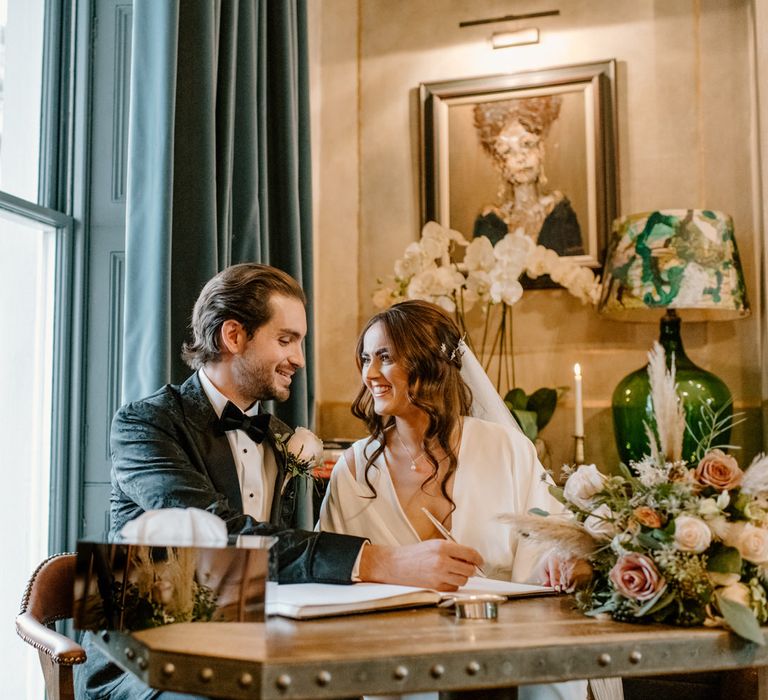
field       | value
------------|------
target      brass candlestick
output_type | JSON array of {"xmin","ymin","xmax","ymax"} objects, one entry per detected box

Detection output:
[{"xmin": 573, "ymin": 435, "xmax": 585, "ymax": 465}]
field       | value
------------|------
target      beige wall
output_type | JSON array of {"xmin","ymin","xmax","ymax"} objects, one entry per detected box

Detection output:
[{"xmin": 310, "ymin": 0, "xmax": 763, "ymax": 472}]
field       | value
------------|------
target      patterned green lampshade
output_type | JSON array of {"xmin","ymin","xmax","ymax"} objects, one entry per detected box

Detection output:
[{"xmin": 599, "ymin": 209, "xmax": 749, "ymax": 465}]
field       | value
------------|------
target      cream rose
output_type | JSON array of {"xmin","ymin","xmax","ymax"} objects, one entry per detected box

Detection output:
[
  {"xmin": 286, "ymin": 427, "xmax": 324, "ymax": 467},
  {"xmin": 563, "ymin": 464, "xmax": 606, "ymax": 510},
  {"xmin": 583, "ymin": 504, "xmax": 617, "ymax": 541},
  {"xmin": 731, "ymin": 523, "xmax": 768, "ymax": 564},
  {"xmin": 673, "ymin": 515, "xmax": 712, "ymax": 553},
  {"xmin": 694, "ymin": 449, "xmax": 743, "ymax": 491},
  {"xmin": 718, "ymin": 582, "xmax": 751, "ymax": 608},
  {"xmin": 609, "ymin": 553, "xmax": 666, "ymax": 602},
  {"xmin": 709, "ymin": 571, "xmax": 741, "ymax": 587}
]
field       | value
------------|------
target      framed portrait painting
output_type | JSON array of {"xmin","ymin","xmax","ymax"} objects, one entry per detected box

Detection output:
[{"xmin": 419, "ymin": 60, "xmax": 618, "ymax": 281}]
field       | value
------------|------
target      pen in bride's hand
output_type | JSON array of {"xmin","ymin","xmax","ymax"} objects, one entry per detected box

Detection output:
[{"xmin": 421, "ymin": 507, "xmax": 487, "ymax": 577}]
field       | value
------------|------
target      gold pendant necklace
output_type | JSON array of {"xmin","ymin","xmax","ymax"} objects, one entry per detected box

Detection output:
[{"xmin": 395, "ymin": 427, "xmax": 425, "ymax": 471}]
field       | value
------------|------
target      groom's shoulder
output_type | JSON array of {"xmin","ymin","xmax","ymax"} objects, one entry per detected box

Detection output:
[{"xmin": 114, "ymin": 375, "xmax": 198, "ymax": 424}]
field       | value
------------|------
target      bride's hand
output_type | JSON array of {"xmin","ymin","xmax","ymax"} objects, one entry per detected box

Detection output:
[
  {"xmin": 536, "ymin": 551, "xmax": 592, "ymax": 593},
  {"xmin": 359, "ymin": 540, "xmax": 484, "ymax": 591}
]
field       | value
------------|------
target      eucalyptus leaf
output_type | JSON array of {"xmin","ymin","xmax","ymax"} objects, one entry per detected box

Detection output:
[
  {"xmin": 643, "ymin": 588, "xmax": 677, "ymax": 616},
  {"xmin": 716, "ymin": 594, "xmax": 766, "ymax": 645},
  {"xmin": 528, "ymin": 507, "xmax": 550, "ymax": 517},
  {"xmin": 635, "ymin": 585, "xmax": 673, "ymax": 617},
  {"xmin": 585, "ymin": 599, "xmax": 617, "ymax": 616},
  {"xmin": 548, "ymin": 485, "xmax": 565, "ymax": 503},
  {"xmin": 636, "ymin": 532, "xmax": 665, "ymax": 550}
]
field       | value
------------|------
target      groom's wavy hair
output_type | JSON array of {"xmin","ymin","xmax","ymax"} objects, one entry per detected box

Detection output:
[
  {"xmin": 352, "ymin": 300, "xmax": 472, "ymax": 513},
  {"xmin": 182, "ymin": 263, "xmax": 305, "ymax": 369}
]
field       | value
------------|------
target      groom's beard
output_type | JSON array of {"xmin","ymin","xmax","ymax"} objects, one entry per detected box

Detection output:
[{"xmin": 232, "ymin": 353, "xmax": 291, "ymax": 403}]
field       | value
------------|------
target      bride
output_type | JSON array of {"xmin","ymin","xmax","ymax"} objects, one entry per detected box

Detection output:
[{"xmin": 318, "ymin": 300, "xmax": 590, "ymax": 700}]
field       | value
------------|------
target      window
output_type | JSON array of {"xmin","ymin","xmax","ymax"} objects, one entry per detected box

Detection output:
[
  {"xmin": 0, "ymin": 0, "xmax": 44, "ymax": 200},
  {"xmin": 0, "ymin": 204, "xmax": 56, "ymax": 699},
  {"xmin": 0, "ymin": 1, "xmax": 73, "ymax": 698}
]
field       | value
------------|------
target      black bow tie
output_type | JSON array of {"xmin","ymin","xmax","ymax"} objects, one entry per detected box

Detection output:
[{"xmin": 216, "ymin": 402, "xmax": 271, "ymax": 444}]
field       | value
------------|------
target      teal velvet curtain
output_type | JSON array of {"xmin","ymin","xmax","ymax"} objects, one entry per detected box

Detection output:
[{"xmin": 123, "ymin": 0, "xmax": 314, "ymax": 435}]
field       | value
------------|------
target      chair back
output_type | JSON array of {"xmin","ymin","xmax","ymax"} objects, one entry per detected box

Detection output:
[{"xmin": 16, "ymin": 552, "xmax": 86, "ymax": 700}]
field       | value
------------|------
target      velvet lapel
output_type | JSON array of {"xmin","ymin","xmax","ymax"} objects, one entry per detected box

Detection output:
[
  {"xmin": 179, "ymin": 373, "xmax": 244, "ymax": 513},
  {"xmin": 264, "ymin": 414, "xmax": 290, "ymax": 525}
]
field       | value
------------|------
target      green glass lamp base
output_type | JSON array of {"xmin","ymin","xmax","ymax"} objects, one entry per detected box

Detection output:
[{"xmin": 612, "ymin": 311, "xmax": 732, "ymax": 466}]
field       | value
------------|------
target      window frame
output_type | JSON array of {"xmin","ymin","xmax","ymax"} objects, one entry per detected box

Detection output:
[
  {"xmin": 0, "ymin": 191, "xmax": 75, "ymax": 553},
  {"xmin": 0, "ymin": 0, "xmax": 85, "ymax": 553}
]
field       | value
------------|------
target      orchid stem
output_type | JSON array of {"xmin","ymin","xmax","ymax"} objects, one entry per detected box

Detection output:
[
  {"xmin": 509, "ymin": 305, "xmax": 515, "ymax": 390},
  {"xmin": 480, "ymin": 302, "xmax": 492, "ymax": 367}
]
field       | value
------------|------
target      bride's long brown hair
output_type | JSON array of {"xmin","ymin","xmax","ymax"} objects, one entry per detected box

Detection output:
[{"xmin": 351, "ymin": 300, "xmax": 472, "ymax": 513}]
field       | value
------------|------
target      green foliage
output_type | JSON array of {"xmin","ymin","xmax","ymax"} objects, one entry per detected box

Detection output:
[
  {"xmin": 707, "ymin": 545, "xmax": 742, "ymax": 575},
  {"xmin": 112, "ymin": 580, "xmax": 218, "ymax": 631},
  {"xmin": 716, "ymin": 594, "xmax": 766, "ymax": 645},
  {"xmin": 636, "ymin": 532, "xmax": 667, "ymax": 550},
  {"xmin": 688, "ymin": 399, "xmax": 745, "ymax": 462},
  {"xmin": 504, "ymin": 386, "xmax": 559, "ymax": 441},
  {"xmin": 548, "ymin": 484, "xmax": 565, "ymax": 504}
]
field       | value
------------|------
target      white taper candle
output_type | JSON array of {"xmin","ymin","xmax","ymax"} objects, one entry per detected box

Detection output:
[{"xmin": 574, "ymin": 363, "xmax": 584, "ymax": 438}]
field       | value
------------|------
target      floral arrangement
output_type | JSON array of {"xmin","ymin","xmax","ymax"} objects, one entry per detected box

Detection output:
[
  {"xmin": 112, "ymin": 546, "xmax": 217, "ymax": 630},
  {"xmin": 512, "ymin": 343, "xmax": 766, "ymax": 644},
  {"xmin": 373, "ymin": 221, "xmax": 599, "ymax": 440},
  {"xmin": 274, "ymin": 426, "xmax": 325, "ymax": 481}
]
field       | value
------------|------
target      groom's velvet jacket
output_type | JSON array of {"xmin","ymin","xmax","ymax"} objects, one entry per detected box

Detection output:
[
  {"xmin": 109, "ymin": 372, "xmax": 364, "ymax": 583},
  {"xmin": 76, "ymin": 373, "xmax": 365, "ymax": 700}
]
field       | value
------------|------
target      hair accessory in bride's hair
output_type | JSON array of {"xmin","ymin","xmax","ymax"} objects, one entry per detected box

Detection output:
[{"xmin": 439, "ymin": 335, "xmax": 466, "ymax": 366}]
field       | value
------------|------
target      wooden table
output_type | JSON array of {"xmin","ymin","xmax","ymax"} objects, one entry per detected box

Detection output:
[{"xmin": 93, "ymin": 595, "xmax": 768, "ymax": 699}]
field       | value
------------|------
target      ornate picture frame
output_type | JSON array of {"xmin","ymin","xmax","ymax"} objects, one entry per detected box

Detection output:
[{"xmin": 419, "ymin": 60, "xmax": 618, "ymax": 275}]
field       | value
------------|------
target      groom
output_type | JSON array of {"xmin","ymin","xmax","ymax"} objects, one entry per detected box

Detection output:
[
  {"xmin": 108, "ymin": 263, "xmax": 366, "ymax": 581},
  {"xmin": 77, "ymin": 263, "xmax": 481, "ymax": 699}
]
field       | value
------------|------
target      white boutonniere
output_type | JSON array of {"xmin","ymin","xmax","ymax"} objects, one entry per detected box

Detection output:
[{"xmin": 274, "ymin": 427, "xmax": 324, "ymax": 491}]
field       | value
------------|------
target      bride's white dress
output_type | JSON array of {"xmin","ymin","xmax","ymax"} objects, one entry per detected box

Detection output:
[{"xmin": 318, "ymin": 416, "xmax": 587, "ymax": 700}]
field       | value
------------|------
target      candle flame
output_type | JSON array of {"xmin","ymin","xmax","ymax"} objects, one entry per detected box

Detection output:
[{"xmin": 574, "ymin": 363, "xmax": 582, "ymax": 378}]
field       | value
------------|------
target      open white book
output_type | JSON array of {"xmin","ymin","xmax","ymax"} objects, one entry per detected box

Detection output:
[{"xmin": 267, "ymin": 577, "xmax": 552, "ymax": 619}]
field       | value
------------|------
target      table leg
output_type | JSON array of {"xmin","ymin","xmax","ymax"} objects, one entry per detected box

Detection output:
[
  {"xmin": 719, "ymin": 667, "xmax": 767, "ymax": 700},
  {"xmin": 439, "ymin": 689, "xmax": 518, "ymax": 700}
]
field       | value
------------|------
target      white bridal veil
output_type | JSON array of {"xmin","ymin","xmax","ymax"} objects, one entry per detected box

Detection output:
[{"xmin": 457, "ymin": 340, "xmax": 525, "ymax": 436}]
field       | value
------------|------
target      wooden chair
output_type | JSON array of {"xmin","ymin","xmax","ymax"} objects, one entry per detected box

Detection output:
[{"xmin": 16, "ymin": 552, "xmax": 86, "ymax": 700}]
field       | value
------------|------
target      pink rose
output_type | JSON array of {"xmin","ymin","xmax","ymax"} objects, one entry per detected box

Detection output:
[
  {"xmin": 694, "ymin": 449, "xmax": 743, "ymax": 490},
  {"xmin": 609, "ymin": 553, "xmax": 666, "ymax": 601}
]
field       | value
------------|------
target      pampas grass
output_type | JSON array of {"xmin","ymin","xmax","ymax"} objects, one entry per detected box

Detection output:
[
  {"xmin": 741, "ymin": 453, "xmax": 768, "ymax": 496},
  {"xmin": 589, "ymin": 677, "xmax": 625, "ymax": 700},
  {"xmin": 499, "ymin": 512, "xmax": 597, "ymax": 559},
  {"xmin": 647, "ymin": 341, "xmax": 685, "ymax": 462}
]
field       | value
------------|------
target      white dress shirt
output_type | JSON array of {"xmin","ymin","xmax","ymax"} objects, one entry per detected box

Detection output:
[{"xmin": 198, "ymin": 368, "xmax": 277, "ymax": 521}]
